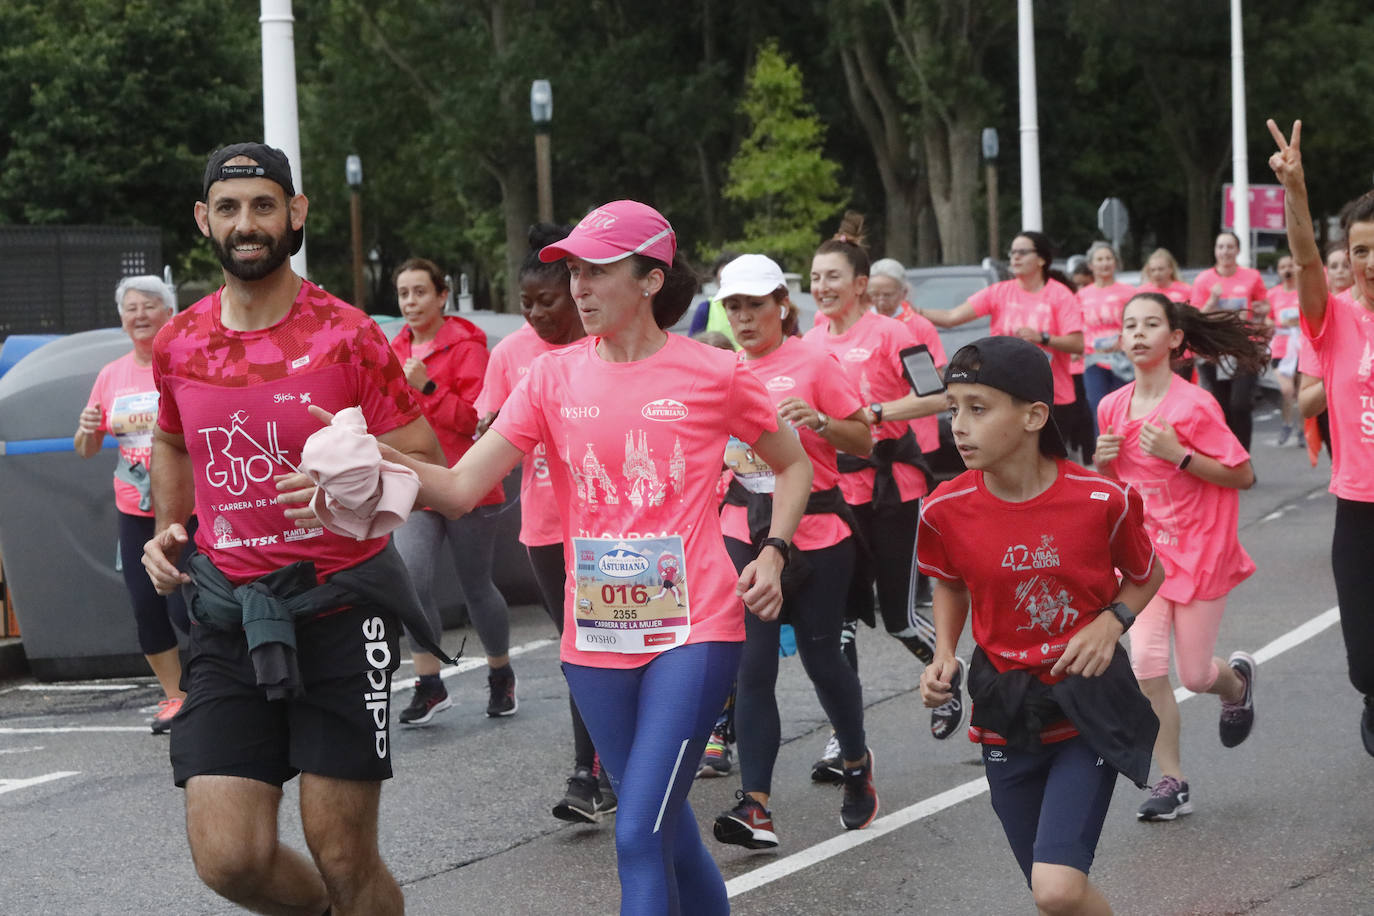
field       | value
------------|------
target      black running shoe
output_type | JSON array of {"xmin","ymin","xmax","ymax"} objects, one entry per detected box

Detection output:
[
  {"xmin": 595, "ymin": 764, "xmax": 618, "ymax": 815},
  {"xmin": 929, "ymin": 656, "xmax": 967, "ymax": 740},
  {"xmin": 810, "ymin": 732, "xmax": 843, "ymax": 784},
  {"xmin": 552, "ymin": 766, "xmax": 599, "ymax": 824},
  {"xmin": 840, "ymin": 749, "xmax": 878, "ymax": 830},
  {"xmin": 1219, "ymin": 651, "xmax": 1255, "ymax": 748},
  {"xmin": 713, "ymin": 790, "xmax": 779, "ymax": 849},
  {"xmin": 1137, "ymin": 775, "xmax": 1192, "ymax": 821},
  {"xmin": 696, "ymin": 720, "xmax": 733, "ymax": 778},
  {"xmin": 486, "ymin": 665, "xmax": 518, "ymax": 717},
  {"xmin": 398, "ymin": 680, "xmax": 452, "ymax": 726}
]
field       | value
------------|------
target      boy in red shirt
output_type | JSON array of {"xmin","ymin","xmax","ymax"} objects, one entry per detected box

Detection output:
[{"xmin": 918, "ymin": 336, "xmax": 1164, "ymax": 914}]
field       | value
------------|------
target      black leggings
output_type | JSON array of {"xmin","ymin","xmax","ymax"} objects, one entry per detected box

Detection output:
[
  {"xmin": 1331, "ymin": 499, "xmax": 1374, "ymax": 697},
  {"xmin": 527, "ymin": 542, "xmax": 596, "ymax": 770},
  {"xmin": 726, "ymin": 537, "xmax": 866, "ymax": 794},
  {"xmin": 1197, "ymin": 362, "xmax": 1258, "ymax": 452},
  {"xmin": 847, "ymin": 498, "xmax": 921, "ymax": 635},
  {"xmin": 117, "ymin": 511, "xmax": 188, "ymax": 655}
]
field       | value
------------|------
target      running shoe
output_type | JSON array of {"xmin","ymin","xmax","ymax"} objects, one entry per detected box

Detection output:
[
  {"xmin": 1362, "ymin": 696, "xmax": 1374, "ymax": 758},
  {"xmin": 696, "ymin": 721, "xmax": 733, "ymax": 778},
  {"xmin": 595, "ymin": 764, "xmax": 618, "ymax": 815},
  {"xmin": 150, "ymin": 696, "xmax": 182, "ymax": 735},
  {"xmin": 929, "ymin": 656, "xmax": 968, "ymax": 740},
  {"xmin": 1137, "ymin": 775, "xmax": 1192, "ymax": 821},
  {"xmin": 810, "ymin": 732, "xmax": 843, "ymax": 784},
  {"xmin": 840, "ymin": 748, "xmax": 879, "ymax": 830},
  {"xmin": 398, "ymin": 680, "xmax": 452, "ymax": 726},
  {"xmin": 552, "ymin": 766, "xmax": 599, "ymax": 824},
  {"xmin": 713, "ymin": 790, "xmax": 779, "ymax": 849},
  {"xmin": 1277, "ymin": 424, "xmax": 1293, "ymax": 446},
  {"xmin": 1219, "ymin": 651, "xmax": 1256, "ymax": 748},
  {"xmin": 486, "ymin": 665, "xmax": 518, "ymax": 717}
]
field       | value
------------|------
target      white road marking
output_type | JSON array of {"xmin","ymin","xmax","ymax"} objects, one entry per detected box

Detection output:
[
  {"xmin": 0, "ymin": 771, "xmax": 79, "ymax": 795},
  {"xmin": 390, "ymin": 638, "xmax": 555, "ymax": 694},
  {"xmin": 1262, "ymin": 510, "xmax": 1285, "ymax": 522},
  {"xmin": 17, "ymin": 684, "xmax": 138, "ymax": 692},
  {"xmin": 0, "ymin": 746, "xmax": 44, "ymax": 755},
  {"xmin": 727, "ymin": 605, "xmax": 1344, "ymax": 900},
  {"xmin": 0, "ymin": 726, "xmax": 148, "ymax": 735}
]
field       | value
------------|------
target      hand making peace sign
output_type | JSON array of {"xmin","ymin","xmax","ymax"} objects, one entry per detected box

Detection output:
[{"xmin": 1266, "ymin": 119, "xmax": 1306, "ymax": 193}]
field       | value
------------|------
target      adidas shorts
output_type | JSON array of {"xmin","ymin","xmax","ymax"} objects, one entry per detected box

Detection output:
[{"xmin": 171, "ymin": 604, "xmax": 400, "ymax": 787}]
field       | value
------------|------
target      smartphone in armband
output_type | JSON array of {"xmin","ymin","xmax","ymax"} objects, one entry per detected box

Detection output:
[{"xmin": 899, "ymin": 344, "xmax": 945, "ymax": 396}]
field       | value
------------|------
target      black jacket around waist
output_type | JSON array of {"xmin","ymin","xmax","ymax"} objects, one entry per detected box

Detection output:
[
  {"xmin": 967, "ymin": 645, "xmax": 1159, "ymax": 788},
  {"xmin": 835, "ymin": 427, "xmax": 933, "ymax": 509}
]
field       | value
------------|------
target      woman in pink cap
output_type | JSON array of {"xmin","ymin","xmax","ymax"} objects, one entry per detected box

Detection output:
[{"xmin": 340, "ymin": 200, "xmax": 812, "ymax": 914}]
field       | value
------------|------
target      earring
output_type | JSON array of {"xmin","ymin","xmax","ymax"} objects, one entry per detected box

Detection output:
[
  {"xmin": 779, "ymin": 306, "xmax": 788, "ymax": 318},
  {"xmin": 642, "ymin": 291, "xmax": 650, "ymax": 298}
]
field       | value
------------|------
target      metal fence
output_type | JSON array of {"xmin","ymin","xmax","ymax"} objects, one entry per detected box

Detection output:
[{"xmin": 0, "ymin": 226, "xmax": 162, "ymax": 339}]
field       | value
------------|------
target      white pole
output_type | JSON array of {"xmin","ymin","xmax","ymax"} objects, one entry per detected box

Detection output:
[
  {"xmin": 1017, "ymin": 0, "xmax": 1042, "ymax": 232},
  {"xmin": 260, "ymin": 0, "xmax": 307, "ymax": 277},
  {"xmin": 1230, "ymin": 0, "xmax": 1250, "ymax": 266}
]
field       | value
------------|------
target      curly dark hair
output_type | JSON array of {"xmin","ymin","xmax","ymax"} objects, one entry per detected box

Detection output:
[{"xmin": 1125, "ymin": 292, "xmax": 1271, "ymax": 375}]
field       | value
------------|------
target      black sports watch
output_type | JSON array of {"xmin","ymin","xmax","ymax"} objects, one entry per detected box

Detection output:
[
  {"xmin": 1040, "ymin": 331, "xmax": 1051, "ymax": 346},
  {"xmin": 758, "ymin": 537, "xmax": 790, "ymax": 568},
  {"xmin": 868, "ymin": 402, "xmax": 884, "ymax": 424},
  {"xmin": 421, "ymin": 379, "xmax": 438, "ymax": 395},
  {"xmin": 1103, "ymin": 600, "xmax": 1136, "ymax": 633}
]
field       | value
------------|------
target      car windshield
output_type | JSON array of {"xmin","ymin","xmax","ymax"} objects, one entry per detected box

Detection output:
[{"xmin": 908, "ymin": 275, "xmax": 987, "ymax": 311}]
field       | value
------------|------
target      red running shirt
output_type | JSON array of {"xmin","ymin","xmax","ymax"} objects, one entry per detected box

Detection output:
[{"xmin": 154, "ymin": 282, "xmax": 421, "ymax": 583}]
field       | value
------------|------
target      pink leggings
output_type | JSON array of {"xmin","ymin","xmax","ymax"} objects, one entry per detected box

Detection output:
[{"xmin": 1127, "ymin": 593, "xmax": 1228, "ymax": 690}]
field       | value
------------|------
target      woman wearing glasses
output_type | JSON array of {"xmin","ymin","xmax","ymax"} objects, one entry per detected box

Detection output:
[{"xmin": 918, "ymin": 232, "xmax": 1086, "ymax": 449}]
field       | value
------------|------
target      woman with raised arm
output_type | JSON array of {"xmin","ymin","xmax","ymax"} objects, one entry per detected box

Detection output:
[
  {"xmin": 1268, "ymin": 117, "xmax": 1374, "ymax": 755},
  {"xmin": 329, "ymin": 200, "xmax": 811, "ymax": 913}
]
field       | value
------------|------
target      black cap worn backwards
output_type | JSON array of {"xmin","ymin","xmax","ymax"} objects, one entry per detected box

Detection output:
[
  {"xmin": 943, "ymin": 335, "xmax": 1068, "ymax": 458},
  {"xmin": 202, "ymin": 142, "xmax": 303, "ymax": 254}
]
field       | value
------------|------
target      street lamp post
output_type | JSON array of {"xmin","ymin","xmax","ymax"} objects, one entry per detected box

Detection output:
[
  {"xmin": 530, "ymin": 79, "xmax": 553, "ymax": 223},
  {"xmin": 345, "ymin": 154, "xmax": 365, "ymax": 309},
  {"xmin": 982, "ymin": 128, "xmax": 1000, "ymax": 262}
]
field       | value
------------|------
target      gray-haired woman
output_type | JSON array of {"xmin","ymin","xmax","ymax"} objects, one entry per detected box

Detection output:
[{"xmin": 74, "ymin": 275, "xmax": 190, "ymax": 734}]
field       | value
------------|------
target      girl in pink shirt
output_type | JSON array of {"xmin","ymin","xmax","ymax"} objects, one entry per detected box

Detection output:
[
  {"xmin": 1137, "ymin": 248, "xmax": 1193, "ymax": 304},
  {"xmin": 1269, "ymin": 119, "xmax": 1374, "ymax": 755},
  {"xmin": 1095, "ymin": 292, "xmax": 1267, "ymax": 820},
  {"xmin": 365, "ymin": 200, "xmax": 812, "ymax": 913},
  {"xmin": 711, "ymin": 253, "xmax": 878, "ymax": 848},
  {"xmin": 1078, "ymin": 242, "xmax": 1137, "ymax": 432}
]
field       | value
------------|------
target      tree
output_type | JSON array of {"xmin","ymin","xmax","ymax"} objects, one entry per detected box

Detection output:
[{"xmin": 722, "ymin": 40, "xmax": 847, "ymax": 273}]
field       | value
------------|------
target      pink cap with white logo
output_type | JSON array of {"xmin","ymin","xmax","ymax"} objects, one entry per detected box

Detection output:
[{"xmin": 539, "ymin": 200, "xmax": 677, "ymax": 265}]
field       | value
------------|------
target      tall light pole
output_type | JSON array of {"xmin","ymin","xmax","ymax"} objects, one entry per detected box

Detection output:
[
  {"xmin": 1230, "ymin": 0, "xmax": 1251, "ymax": 265},
  {"xmin": 345, "ymin": 154, "xmax": 365, "ymax": 309},
  {"xmin": 1017, "ymin": 0, "xmax": 1043, "ymax": 232},
  {"xmin": 982, "ymin": 128, "xmax": 1000, "ymax": 261},
  {"xmin": 530, "ymin": 79, "xmax": 553, "ymax": 223},
  {"xmin": 260, "ymin": 0, "xmax": 307, "ymax": 276}
]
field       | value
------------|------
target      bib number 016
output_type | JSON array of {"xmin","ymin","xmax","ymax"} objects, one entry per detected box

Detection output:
[{"xmin": 602, "ymin": 584, "xmax": 649, "ymax": 605}]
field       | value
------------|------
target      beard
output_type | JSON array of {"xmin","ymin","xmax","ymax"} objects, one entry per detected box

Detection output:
[{"xmin": 210, "ymin": 227, "xmax": 294, "ymax": 281}]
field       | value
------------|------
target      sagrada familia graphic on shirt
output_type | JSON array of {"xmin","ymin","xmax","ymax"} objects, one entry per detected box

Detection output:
[{"xmin": 571, "ymin": 431, "xmax": 687, "ymax": 511}]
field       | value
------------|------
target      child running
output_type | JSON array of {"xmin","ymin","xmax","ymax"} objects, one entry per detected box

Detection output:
[
  {"xmin": 1094, "ymin": 293, "xmax": 1264, "ymax": 821},
  {"xmin": 918, "ymin": 335, "xmax": 1164, "ymax": 914}
]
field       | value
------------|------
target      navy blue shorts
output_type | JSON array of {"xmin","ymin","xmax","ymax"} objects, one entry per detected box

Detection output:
[{"xmin": 982, "ymin": 735, "xmax": 1117, "ymax": 883}]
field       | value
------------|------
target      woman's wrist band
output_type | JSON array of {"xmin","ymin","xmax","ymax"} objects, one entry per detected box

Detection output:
[{"xmin": 1178, "ymin": 449, "xmax": 1194, "ymax": 471}]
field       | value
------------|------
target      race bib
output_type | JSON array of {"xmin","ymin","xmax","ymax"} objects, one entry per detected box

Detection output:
[
  {"xmin": 572, "ymin": 535, "xmax": 690, "ymax": 653},
  {"xmin": 724, "ymin": 436, "xmax": 774, "ymax": 494},
  {"xmin": 108, "ymin": 391, "xmax": 159, "ymax": 450},
  {"xmin": 1092, "ymin": 334, "xmax": 1119, "ymax": 353}
]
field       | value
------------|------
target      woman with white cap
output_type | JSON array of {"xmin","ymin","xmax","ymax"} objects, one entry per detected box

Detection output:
[
  {"xmin": 331, "ymin": 200, "xmax": 811, "ymax": 914},
  {"xmin": 710, "ymin": 253, "xmax": 878, "ymax": 848}
]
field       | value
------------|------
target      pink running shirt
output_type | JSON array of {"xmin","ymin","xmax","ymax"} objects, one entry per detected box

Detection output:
[
  {"xmin": 477, "ymin": 323, "xmax": 570, "ymax": 546},
  {"xmin": 154, "ymin": 282, "xmax": 421, "ymax": 583},
  {"xmin": 803, "ymin": 310, "xmax": 928, "ymax": 504},
  {"xmin": 492, "ymin": 333, "xmax": 778, "ymax": 669},
  {"xmin": 1189, "ymin": 267, "xmax": 1267, "ymax": 319},
  {"xmin": 721, "ymin": 337, "xmax": 862, "ymax": 551},
  {"xmin": 1136, "ymin": 281, "xmax": 1192, "ymax": 304},
  {"xmin": 966, "ymin": 279, "xmax": 1083, "ymax": 404},
  {"xmin": 1078, "ymin": 282, "xmax": 1136, "ymax": 370},
  {"xmin": 1096, "ymin": 376, "xmax": 1254, "ymax": 603},
  {"xmin": 86, "ymin": 351, "xmax": 160, "ymax": 516},
  {"xmin": 1268, "ymin": 286, "xmax": 1301, "ymax": 360},
  {"xmin": 1301, "ymin": 291, "xmax": 1374, "ymax": 501}
]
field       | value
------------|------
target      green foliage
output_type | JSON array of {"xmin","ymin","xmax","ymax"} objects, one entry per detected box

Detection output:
[{"xmin": 722, "ymin": 40, "xmax": 846, "ymax": 273}]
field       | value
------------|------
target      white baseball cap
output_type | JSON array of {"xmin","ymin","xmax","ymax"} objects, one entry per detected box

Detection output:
[{"xmin": 715, "ymin": 253, "xmax": 787, "ymax": 300}]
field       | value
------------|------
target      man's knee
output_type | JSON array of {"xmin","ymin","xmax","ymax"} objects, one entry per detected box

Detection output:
[
  {"xmin": 189, "ymin": 832, "xmax": 275, "ymax": 898},
  {"xmin": 185, "ymin": 776, "xmax": 282, "ymax": 899}
]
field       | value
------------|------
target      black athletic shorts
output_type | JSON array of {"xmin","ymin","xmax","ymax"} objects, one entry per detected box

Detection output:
[{"xmin": 170, "ymin": 604, "xmax": 400, "ymax": 788}]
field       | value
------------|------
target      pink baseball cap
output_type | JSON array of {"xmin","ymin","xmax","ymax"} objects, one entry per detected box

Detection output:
[{"xmin": 539, "ymin": 200, "xmax": 676, "ymax": 265}]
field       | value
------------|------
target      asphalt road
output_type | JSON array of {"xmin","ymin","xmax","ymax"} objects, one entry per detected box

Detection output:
[{"xmin": 1, "ymin": 407, "xmax": 1370, "ymax": 916}]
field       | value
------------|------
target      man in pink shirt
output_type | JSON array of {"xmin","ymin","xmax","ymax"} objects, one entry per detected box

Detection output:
[{"xmin": 141, "ymin": 142, "xmax": 444, "ymax": 916}]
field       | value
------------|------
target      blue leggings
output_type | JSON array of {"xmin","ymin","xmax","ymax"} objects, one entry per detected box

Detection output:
[{"xmin": 564, "ymin": 641, "xmax": 742, "ymax": 916}]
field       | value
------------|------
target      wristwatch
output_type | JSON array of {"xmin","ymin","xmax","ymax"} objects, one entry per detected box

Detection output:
[
  {"xmin": 1102, "ymin": 600, "xmax": 1136, "ymax": 633},
  {"xmin": 868, "ymin": 402, "xmax": 884, "ymax": 424},
  {"xmin": 815, "ymin": 412, "xmax": 830, "ymax": 433},
  {"xmin": 758, "ymin": 537, "xmax": 790, "ymax": 568},
  {"xmin": 421, "ymin": 380, "xmax": 437, "ymax": 395},
  {"xmin": 1040, "ymin": 331, "xmax": 1051, "ymax": 346}
]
